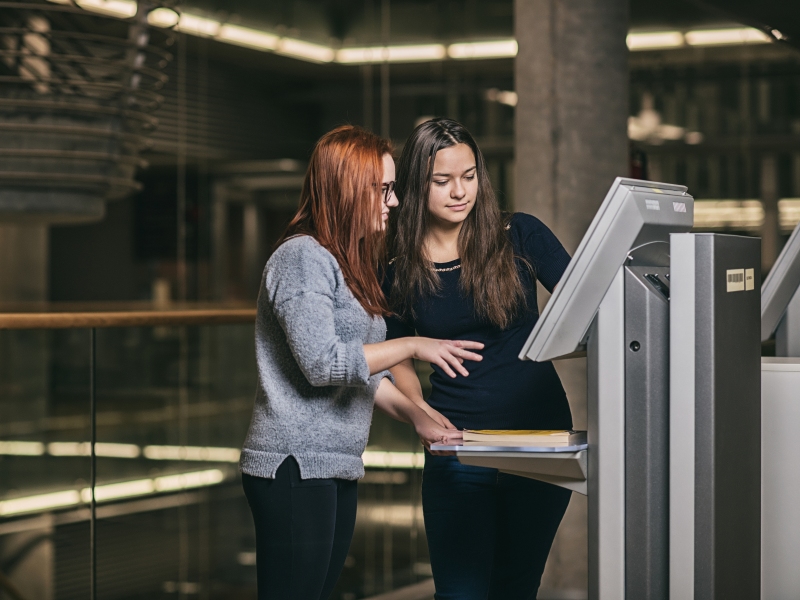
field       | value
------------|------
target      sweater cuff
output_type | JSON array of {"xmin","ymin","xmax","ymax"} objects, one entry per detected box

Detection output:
[
  {"xmin": 330, "ymin": 340, "xmax": 370, "ymax": 386},
  {"xmin": 380, "ymin": 369, "xmax": 395, "ymax": 385}
]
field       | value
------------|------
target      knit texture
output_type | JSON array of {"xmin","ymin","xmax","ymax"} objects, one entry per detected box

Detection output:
[{"xmin": 240, "ymin": 235, "xmax": 390, "ymax": 481}]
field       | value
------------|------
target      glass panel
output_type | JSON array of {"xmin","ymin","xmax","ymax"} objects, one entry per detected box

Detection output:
[
  {"xmin": 93, "ymin": 323, "xmax": 255, "ymax": 598},
  {"xmin": 1, "ymin": 323, "xmax": 434, "ymax": 598},
  {"xmin": 0, "ymin": 328, "xmax": 91, "ymax": 599}
]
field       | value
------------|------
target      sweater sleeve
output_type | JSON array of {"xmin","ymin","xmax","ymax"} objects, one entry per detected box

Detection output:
[
  {"xmin": 267, "ymin": 239, "xmax": 371, "ymax": 388},
  {"xmin": 514, "ymin": 213, "xmax": 571, "ymax": 293}
]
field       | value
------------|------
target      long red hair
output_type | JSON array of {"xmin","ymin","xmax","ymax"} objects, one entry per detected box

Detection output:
[{"xmin": 278, "ymin": 126, "xmax": 392, "ymax": 317}]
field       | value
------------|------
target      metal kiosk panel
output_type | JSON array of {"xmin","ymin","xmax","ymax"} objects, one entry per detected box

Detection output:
[
  {"xmin": 761, "ymin": 220, "xmax": 800, "ymax": 356},
  {"xmin": 670, "ymin": 233, "xmax": 761, "ymax": 600},
  {"xmin": 520, "ymin": 177, "xmax": 692, "ymax": 362}
]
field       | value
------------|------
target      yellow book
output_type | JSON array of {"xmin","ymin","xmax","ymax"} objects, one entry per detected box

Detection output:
[{"xmin": 462, "ymin": 429, "xmax": 586, "ymax": 447}]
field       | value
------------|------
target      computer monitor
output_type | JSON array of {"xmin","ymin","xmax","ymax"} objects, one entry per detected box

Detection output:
[
  {"xmin": 761, "ymin": 221, "xmax": 800, "ymax": 342},
  {"xmin": 520, "ymin": 177, "xmax": 694, "ymax": 362}
]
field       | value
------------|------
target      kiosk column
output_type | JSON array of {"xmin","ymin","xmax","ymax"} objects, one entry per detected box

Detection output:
[{"xmin": 670, "ymin": 233, "xmax": 761, "ymax": 600}]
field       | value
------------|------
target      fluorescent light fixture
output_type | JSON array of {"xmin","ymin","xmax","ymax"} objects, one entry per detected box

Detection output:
[
  {"xmin": 387, "ymin": 44, "xmax": 446, "ymax": 62},
  {"xmin": 780, "ymin": 199, "xmax": 800, "ymax": 231},
  {"xmin": 362, "ymin": 450, "xmax": 424, "ymax": 469},
  {"xmin": 0, "ymin": 441, "xmax": 45, "ymax": 456},
  {"xmin": 356, "ymin": 503, "xmax": 423, "ymax": 526},
  {"xmin": 0, "ymin": 490, "xmax": 81, "ymax": 516},
  {"xmin": 218, "ymin": 24, "xmax": 279, "ymax": 51},
  {"xmin": 47, "ymin": 441, "xmax": 90, "ymax": 456},
  {"xmin": 3, "ymin": 441, "xmax": 430, "ymax": 469},
  {"xmin": 75, "ymin": 0, "xmax": 137, "ymax": 19},
  {"xmin": 177, "ymin": 13, "xmax": 220, "ymax": 37},
  {"xmin": 685, "ymin": 27, "xmax": 770, "ymax": 46},
  {"xmin": 95, "ymin": 443, "xmax": 141, "ymax": 458},
  {"xmin": 485, "ymin": 88, "xmax": 518, "ymax": 107},
  {"xmin": 337, "ymin": 44, "xmax": 446, "ymax": 64},
  {"xmin": 0, "ymin": 469, "xmax": 227, "ymax": 517},
  {"xmin": 84, "ymin": 478, "xmax": 154, "ymax": 502},
  {"xmin": 143, "ymin": 445, "xmax": 240, "ymax": 462},
  {"xmin": 690, "ymin": 199, "xmax": 800, "ymax": 231},
  {"xmin": 693, "ymin": 200, "xmax": 763, "ymax": 230},
  {"xmin": 336, "ymin": 47, "xmax": 384, "ymax": 63},
  {"xmin": 276, "ymin": 38, "xmax": 335, "ymax": 63},
  {"xmin": 771, "ymin": 29, "xmax": 786, "ymax": 41},
  {"xmin": 46, "ymin": 441, "xmax": 140, "ymax": 458},
  {"xmin": 147, "ymin": 7, "xmax": 180, "ymax": 28},
  {"xmin": 627, "ymin": 31, "xmax": 684, "ymax": 50},
  {"xmin": 448, "ymin": 39, "xmax": 518, "ymax": 59},
  {"xmin": 154, "ymin": 469, "xmax": 225, "ymax": 492}
]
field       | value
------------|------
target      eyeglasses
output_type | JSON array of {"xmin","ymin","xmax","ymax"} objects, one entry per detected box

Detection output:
[{"xmin": 381, "ymin": 181, "xmax": 395, "ymax": 205}]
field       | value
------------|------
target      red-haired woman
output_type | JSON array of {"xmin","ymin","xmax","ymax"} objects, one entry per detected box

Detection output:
[{"xmin": 239, "ymin": 125, "xmax": 483, "ymax": 600}]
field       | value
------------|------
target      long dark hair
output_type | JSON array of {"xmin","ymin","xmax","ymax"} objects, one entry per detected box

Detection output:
[
  {"xmin": 278, "ymin": 125, "xmax": 392, "ymax": 318},
  {"xmin": 388, "ymin": 118, "xmax": 526, "ymax": 329}
]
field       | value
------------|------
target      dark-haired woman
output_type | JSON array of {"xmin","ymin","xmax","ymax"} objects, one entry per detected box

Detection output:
[
  {"xmin": 383, "ymin": 118, "xmax": 573, "ymax": 599},
  {"xmin": 239, "ymin": 125, "xmax": 484, "ymax": 600}
]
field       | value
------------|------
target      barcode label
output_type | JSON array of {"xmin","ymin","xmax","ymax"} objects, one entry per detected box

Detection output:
[
  {"xmin": 727, "ymin": 269, "xmax": 745, "ymax": 292},
  {"xmin": 645, "ymin": 199, "xmax": 660, "ymax": 211}
]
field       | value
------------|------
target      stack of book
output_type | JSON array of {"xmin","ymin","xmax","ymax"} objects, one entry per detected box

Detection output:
[{"xmin": 462, "ymin": 429, "xmax": 587, "ymax": 447}]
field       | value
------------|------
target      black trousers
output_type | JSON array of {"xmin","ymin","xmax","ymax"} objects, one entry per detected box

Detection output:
[
  {"xmin": 422, "ymin": 453, "xmax": 571, "ymax": 599},
  {"xmin": 242, "ymin": 457, "xmax": 358, "ymax": 600}
]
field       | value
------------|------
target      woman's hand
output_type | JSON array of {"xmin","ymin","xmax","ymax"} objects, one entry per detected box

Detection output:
[
  {"xmin": 412, "ymin": 411, "xmax": 463, "ymax": 455},
  {"xmin": 411, "ymin": 338, "xmax": 483, "ymax": 378},
  {"xmin": 417, "ymin": 402, "xmax": 457, "ymax": 430},
  {"xmin": 374, "ymin": 378, "xmax": 462, "ymax": 455}
]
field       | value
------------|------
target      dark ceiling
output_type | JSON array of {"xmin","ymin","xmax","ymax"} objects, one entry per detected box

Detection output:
[{"xmin": 181, "ymin": 0, "xmax": 743, "ymax": 46}]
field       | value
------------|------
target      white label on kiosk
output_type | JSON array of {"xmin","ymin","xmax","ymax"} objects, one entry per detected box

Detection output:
[{"xmin": 727, "ymin": 269, "xmax": 745, "ymax": 292}]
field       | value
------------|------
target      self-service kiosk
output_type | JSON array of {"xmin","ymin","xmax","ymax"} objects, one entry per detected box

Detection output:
[
  {"xmin": 432, "ymin": 177, "xmax": 763, "ymax": 600},
  {"xmin": 437, "ymin": 178, "xmax": 692, "ymax": 599},
  {"xmin": 760, "ymin": 221, "xmax": 800, "ymax": 599}
]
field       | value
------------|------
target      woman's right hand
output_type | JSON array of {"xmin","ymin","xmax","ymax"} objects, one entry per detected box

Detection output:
[
  {"xmin": 413, "ymin": 413, "xmax": 464, "ymax": 455},
  {"xmin": 411, "ymin": 338, "xmax": 483, "ymax": 378}
]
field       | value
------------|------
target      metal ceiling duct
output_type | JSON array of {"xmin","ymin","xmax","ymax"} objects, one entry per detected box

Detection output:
[{"xmin": 0, "ymin": 1, "xmax": 174, "ymax": 223}]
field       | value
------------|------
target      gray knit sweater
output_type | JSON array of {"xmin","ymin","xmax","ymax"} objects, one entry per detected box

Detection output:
[{"xmin": 239, "ymin": 235, "xmax": 389, "ymax": 481}]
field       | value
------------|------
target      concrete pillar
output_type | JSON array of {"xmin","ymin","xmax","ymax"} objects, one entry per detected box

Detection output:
[
  {"xmin": 514, "ymin": 0, "xmax": 629, "ymax": 250},
  {"xmin": 761, "ymin": 154, "xmax": 780, "ymax": 274},
  {"xmin": 514, "ymin": 0, "xmax": 629, "ymax": 595}
]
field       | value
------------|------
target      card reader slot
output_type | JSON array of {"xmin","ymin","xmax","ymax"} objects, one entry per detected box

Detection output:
[{"xmin": 645, "ymin": 273, "xmax": 670, "ymax": 299}]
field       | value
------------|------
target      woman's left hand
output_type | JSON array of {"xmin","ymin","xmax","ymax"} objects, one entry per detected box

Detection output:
[{"xmin": 418, "ymin": 402, "xmax": 457, "ymax": 430}]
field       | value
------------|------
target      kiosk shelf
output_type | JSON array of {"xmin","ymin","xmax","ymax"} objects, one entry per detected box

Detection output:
[{"xmin": 430, "ymin": 444, "xmax": 588, "ymax": 495}]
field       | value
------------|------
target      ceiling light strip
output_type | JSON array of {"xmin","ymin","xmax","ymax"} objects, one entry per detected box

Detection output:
[
  {"xmin": 0, "ymin": 469, "xmax": 226, "ymax": 517},
  {"xmin": 43, "ymin": 3, "xmax": 776, "ymax": 62},
  {"xmin": 0, "ymin": 440, "xmax": 426, "ymax": 468}
]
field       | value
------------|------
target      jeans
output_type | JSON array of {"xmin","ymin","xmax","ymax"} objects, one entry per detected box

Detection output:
[
  {"xmin": 242, "ymin": 457, "xmax": 358, "ymax": 600},
  {"xmin": 422, "ymin": 453, "xmax": 572, "ymax": 600}
]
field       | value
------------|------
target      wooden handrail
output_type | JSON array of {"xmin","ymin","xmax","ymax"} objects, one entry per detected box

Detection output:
[{"xmin": 0, "ymin": 302, "xmax": 257, "ymax": 330}]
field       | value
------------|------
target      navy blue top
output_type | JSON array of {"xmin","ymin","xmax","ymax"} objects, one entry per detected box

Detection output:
[{"xmin": 383, "ymin": 213, "xmax": 573, "ymax": 431}]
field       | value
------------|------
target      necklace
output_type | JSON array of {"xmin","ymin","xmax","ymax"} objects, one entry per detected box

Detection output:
[{"xmin": 434, "ymin": 263, "xmax": 461, "ymax": 273}]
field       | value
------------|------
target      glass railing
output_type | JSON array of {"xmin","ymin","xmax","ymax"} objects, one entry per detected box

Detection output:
[{"xmin": 0, "ymin": 304, "xmax": 431, "ymax": 600}]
